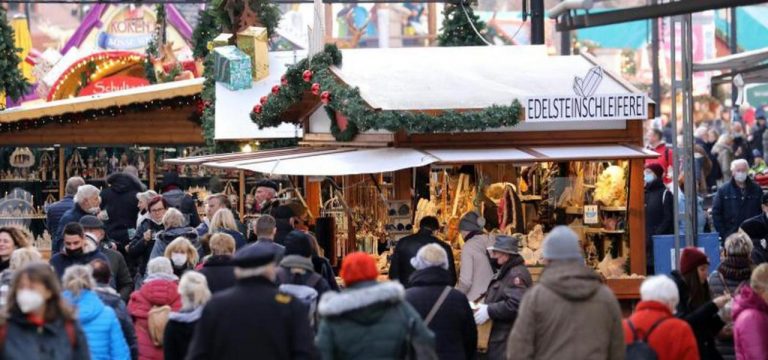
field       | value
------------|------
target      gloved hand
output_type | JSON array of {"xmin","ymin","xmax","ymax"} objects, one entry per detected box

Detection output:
[{"xmin": 474, "ymin": 304, "xmax": 490, "ymax": 325}]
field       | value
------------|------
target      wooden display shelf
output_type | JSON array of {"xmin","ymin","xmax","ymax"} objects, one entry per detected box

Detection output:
[
  {"xmin": 565, "ymin": 206, "xmax": 583, "ymax": 215},
  {"xmin": 606, "ymin": 278, "xmax": 644, "ymax": 299},
  {"xmin": 601, "ymin": 206, "xmax": 627, "ymax": 212},
  {"xmin": 520, "ymin": 195, "xmax": 542, "ymax": 202},
  {"xmin": 585, "ymin": 228, "xmax": 626, "ymax": 235}
]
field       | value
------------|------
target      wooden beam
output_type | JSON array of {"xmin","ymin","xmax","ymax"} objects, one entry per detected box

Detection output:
[
  {"xmin": 428, "ymin": 3, "xmax": 437, "ymax": 46},
  {"xmin": 149, "ymin": 148, "xmax": 156, "ymax": 190},
  {"xmin": 628, "ymin": 157, "xmax": 646, "ymax": 275},
  {"xmin": 58, "ymin": 146, "xmax": 65, "ymax": 199}
]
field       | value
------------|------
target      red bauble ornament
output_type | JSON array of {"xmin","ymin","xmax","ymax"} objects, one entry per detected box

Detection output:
[
  {"xmin": 311, "ymin": 83, "xmax": 321, "ymax": 95},
  {"xmin": 302, "ymin": 70, "xmax": 313, "ymax": 82},
  {"xmin": 252, "ymin": 104, "xmax": 263, "ymax": 114},
  {"xmin": 260, "ymin": 96, "xmax": 268, "ymax": 104},
  {"xmin": 271, "ymin": 85, "xmax": 280, "ymax": 95},
  {"xmin": 280, "ymin": 75, "xmax": 288, "ymax": 86},
  {"xmin": 320, "ymin": 91, "xmax": 331, "ymax": 104}
]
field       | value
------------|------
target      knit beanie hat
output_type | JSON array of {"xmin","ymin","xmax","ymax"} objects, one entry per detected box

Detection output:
[
  {"xmin": 541, "ymin": 226, "xmax": 583, "ymax": 261},
  {"xmin": 284, "ymin": 231, "xmax": 312, "ymax": 258},
  {"xmin": 340, "ymin": 252, "xmax": 379, "ymax": 286},
  {"xmin": 645, "ymin": 163, "xmax": 664, "ymax": 179},
  {"xmin": 680, "ymin": 247, "xmax": 709, "ymax": 275},
  {"xmin": 459, "ymin": 211, "xmax": 484, "ymax": 233},
  {"xmin": 410, "ymin": 243, "xmax": 449, "ymax": 271}
]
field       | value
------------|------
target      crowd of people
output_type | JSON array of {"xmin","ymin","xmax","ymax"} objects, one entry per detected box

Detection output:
[{"xmin": 0, "ymin": 165, "xmax": 765, "ymax": 359}]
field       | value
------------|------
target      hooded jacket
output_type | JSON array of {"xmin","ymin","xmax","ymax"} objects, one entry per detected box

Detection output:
[
  {"xmin": 622, "ymin": 300, "xmax": 699, "ymax": 360},
  {"xmin": 1, "ymin": 311, "xmax": 91, "ymax": 360},
  {"xmin": 456, "ymin": 233, "xmax": 495, "ymax": 302},
  {"xmin": 63, "ymin": 289, "xmax": 130, "ymax": 360},
  {"xmin": 732, "ymin": 285, "xmax": 768, "ymax": 360},
  {"xmin": 101, "ymin": 172, "xmax": 145, "ymax": 245},
  {"xmin": 149, "ymin": 226, "xmax": 202, "ymax": 260},
  {"xmin": 405, "ymin": 267, "xmax": 477, "ymax": 360},
  {"xmin": 163, "ymin": 306, "xmax": 204, "ymax": 360},
  {"xmin": 316, "ymin": 281, "xmax": 434, "ymax": 360},
  {"xmin": 94, "ymin": 285, "xmax": 138, "ymax": 360},
  {"xmin": 198, "ymin": 255, "xmax": 236, "ymax": 294},
  {"xmin": 506, "ymin": 261, "xmax": 625, "ymax": 360},
  {"xmin": 49, "ymin": 246, "xmax": 110, "ymax": 279},
  {"xmin": 128, "ymin": 275, "xmax": 182, "ymax": 360},
  {"xmin": 276, "ymin": 255, "xmax": 331, "ymax": 297}
]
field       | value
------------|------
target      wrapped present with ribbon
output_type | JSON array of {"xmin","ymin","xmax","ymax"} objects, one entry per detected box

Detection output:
[
  {"xmin": 212, "ymin": 46, "xmax": 252, "ymax": 91},
  {"xmin": 236, "ymin": 27, "xmax": 269, "ymax": 82}
]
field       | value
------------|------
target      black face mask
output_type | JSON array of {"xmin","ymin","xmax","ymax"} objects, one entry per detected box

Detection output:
[{"xmin": 66, "ymin": 247, "xmax": 84, "ymax": 257}]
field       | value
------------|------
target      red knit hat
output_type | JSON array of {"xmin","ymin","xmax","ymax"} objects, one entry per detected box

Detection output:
[
  {"xmin": 340, "ymin": 252, "xmax": 379, "ymax": 286},
  {"xmin": 680, "ymin": 247, "xmax": 709, "ymax": 275}
]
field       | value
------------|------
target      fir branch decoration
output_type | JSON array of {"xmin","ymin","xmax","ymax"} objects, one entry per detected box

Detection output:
[
  {"xmin": 191, "ymin": 8, "xmax": 220, "ymax": 59},
  {"xmin": 144, "ymin": 4, "xmax": 167, "ymax": 84},
  {"xmin": 0, "ymin": 6, "xmax": 31, "ymax": 107},
  {"xmin": 250, "ymin": 44, "xmax": 522, "ymax": 142}
]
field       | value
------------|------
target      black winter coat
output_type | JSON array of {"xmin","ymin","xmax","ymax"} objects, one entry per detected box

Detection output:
[
  {"xmin": 645, "ymin": 179, "xmax": 674, "ymax": 240},
  {"xmin": 738, "ymin": 213, "xmax": 768, "ymax": 265},
  {"xmin": 46, "ymin": 195, "xmax": 74, "ymax": 235},
  {"xmin": 102, "ymin": 246, "xmax": 133, "ymax": 302},
  {"xmin": 274, "ymin": 219, "xmax": 293, "ymax": 246},
  {"xmin": 0, "ymin": 312, "xmax": 91, "ymax": 360},
  {"xmin": 276, "ymin": 255, "xmax": 332, "ymax": 297},
  {"xmin": 732, "ymin": 136, "xmax": 753, "ymax": 164},
  {"xmin": 126, "ymin": 218, "xmax": 164, "ymax": 278},
  {"xmin": 671, "ymin": 270, "xmax": 726, "ymax": 360},
  {"xmin": 712, "ymin": 178, "xmax": 763, "ymax": 242},
  {"xmin": 49, "ymin": 248, "xmax": 110, "ymax": 279},
  {"xmin": 405, "ymin": 267, "xmax": 477, "ymax": 360},
  {"xmin": 312, "ymin": 255, "xmax": 340, "ymax": 291},
  {"xmin": 54, "ymin": 203, "xmax": 89, "ymax": 252},
  {"xmin": 389, "ymin": 229, "xmax": 457, "ymax": 287},
  {"xmin": 186, "ymin": 277, "xmax": 317, "ymax": 360},
  {"xmin": 163, "ymin": 307, "xmax": 203, "ymax": 360},
  {"xmin": 162, "ymin": 188, "xmax": 200, "ymax": 227},
  {"xmin": 100, "ymin": 172, "xmax": 145, "ymax": 246},
  {"xmin": 483, "ymin": 256, "xmax": 531, "ymax": 360},
  {"xmin": 199, "ymin": 255, "xmax": 236, "ymax": 294}
]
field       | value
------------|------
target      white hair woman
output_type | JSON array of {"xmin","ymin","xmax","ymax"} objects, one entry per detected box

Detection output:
[
  {"xmin": 150, "ymin": 207, "xmax": 201, "ymax": 261},
  {"xmin": 622, "ymin": 275, "xmax": 700, "ymax": 359},
  {"xmin": 0, "ymin": 247, "xmax": 43, "ymax": 308},
  {"xmin": 209, "ymin": 208, "xmax": 247, "ymax": 250},
  {"xmin": 128, "ymin": 257, "xmax": 181, "ymax": 359},
  {"xmin": 732, "ymin": 263, "xmax": 768, "ymax": 358},
  {"xmin": 164, "ymin": 237, "xmax": 200, "ymax": 278},
  {"xmin": 62, "ymin": 265, "xmax": 129, "ymax": 359},
  {"xmin": 136, "ymin": 190, "xmax": 158, "ymax": 229},
  {"xmin": 164, "ymin": 271, "xmax": 211, "ymax": 360}
]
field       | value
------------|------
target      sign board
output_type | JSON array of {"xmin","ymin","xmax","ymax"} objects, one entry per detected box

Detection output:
[
  {"xmin": 78, "ymin": 75, "xmax": 150, "ymax": 96},
  {"xmin": 525, "ymin": 66, "xmax": 647, "ymax": 122},
  {"xmin": 747, "ymin": 83, "xmax": 768, "ymax": 107},
  {"xmin": 584, "ymin": 205, "xmax": 599, "ymax": 224}
]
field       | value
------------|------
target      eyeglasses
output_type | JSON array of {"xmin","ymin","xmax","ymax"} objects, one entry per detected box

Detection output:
[{"xmin": 150, "ymin": 207, "xmax": 166, "ymax": 214}]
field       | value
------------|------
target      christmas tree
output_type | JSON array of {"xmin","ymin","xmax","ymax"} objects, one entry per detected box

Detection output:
[
  {"xmin": 192, "ymin": 8, "xmax": 220, "ymax": 59},
  {"xmin": 437, "ymin": 2, "xmax": 488, "ymax": 47},
  {"xmin": 0, "ymin": 7, "xmax": 31, "ymax": 108}
]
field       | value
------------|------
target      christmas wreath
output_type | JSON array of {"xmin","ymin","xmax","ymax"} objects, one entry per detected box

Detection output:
[{"xmin": 250, "ymin": 44, "xmax": 522, "ymax": 142}]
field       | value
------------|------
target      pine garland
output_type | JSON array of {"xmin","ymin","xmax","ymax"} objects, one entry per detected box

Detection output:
[
  {"xmin": 191, "ymin": 8, "xmax": 220, "ymax": 59},
  {"xmin": 250, "ymin": 44, "xmax": 522, "ymax": 142},
  {"xmin": 0, "ymin": 6, "xmax": 31, "ymax": 107},
  {"xmin": 438, "ymin": 3, "xmax": 488, "ymax": 47}
]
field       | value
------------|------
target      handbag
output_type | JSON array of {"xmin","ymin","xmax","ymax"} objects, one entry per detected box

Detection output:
[{"xmin": 400, "ymin": 288, "xmax": 447, "ymax": 360}]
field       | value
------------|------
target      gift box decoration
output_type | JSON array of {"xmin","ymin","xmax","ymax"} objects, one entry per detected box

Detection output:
[
  {"xmin": 213, "ymin": 46, "xmax": 253, "ymax": 91},
  {"xmin": 208, "ymin": 33, "xmax": 233, "ymax": 50},
  {"xmin": 236, "ymin": 27, "xmax": 269, "ymax": 82}
]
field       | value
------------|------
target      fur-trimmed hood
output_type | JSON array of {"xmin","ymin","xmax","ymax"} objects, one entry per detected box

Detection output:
[{"xmin": 318, "ymin": 281, "xmax": 404, "ymax": 318}]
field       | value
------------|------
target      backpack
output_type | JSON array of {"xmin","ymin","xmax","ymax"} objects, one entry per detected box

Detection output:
[
  {"xmin": 276, "ymin": 269, "xmax": 321, "ymax": 327},
  {"xmin": 147, "ymin": 305, "xmax": 171, "ymax": 347},
  {"xmin": 625, "ymin": 317, "xmax": 670, "ymax": 360}
]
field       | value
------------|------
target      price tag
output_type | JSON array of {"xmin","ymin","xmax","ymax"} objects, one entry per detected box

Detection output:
[{"xmin": 584, "ymin": 205, "xmax": 599, "ymax": 224}]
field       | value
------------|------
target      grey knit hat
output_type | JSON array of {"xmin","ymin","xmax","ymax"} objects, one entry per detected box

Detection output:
[
  {"xmin": 542, "ymin": 226, "xmax": 583, "ymax": 260},
  {"xmin": 459, "ymin": 211, "xmax": 485, "ymax": 233}
]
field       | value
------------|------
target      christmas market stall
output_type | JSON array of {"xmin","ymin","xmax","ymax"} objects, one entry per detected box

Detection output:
[{"xmin": 167, "ymin": 44, "xmax": 656, "ymax": 298}]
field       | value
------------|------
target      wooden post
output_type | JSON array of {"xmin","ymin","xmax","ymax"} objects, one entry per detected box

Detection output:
[
  {"xmin": 149, "ymin": 148, "xmax": 156, "ymax": 190},
  {"xmin": 305, "ymin": 177, "xmax": 321, "ymax": 225},
  {"xmin": 428, "ymin": 3, "xmax": 437, "ymax": 46},
  {"xmin": 628, "ymin": 158, "xmax": 646, "ymax": 275},
  {"xmin": 239, "ymin": 170, "xmax": 245, "ymax": 221},
  {"xmin": 58, "ymin": 147, "xmax": 65, "ymax": 199},
  {"xmin": 325, "ymin": 4, "xmax": 333, "ymax": 43}
]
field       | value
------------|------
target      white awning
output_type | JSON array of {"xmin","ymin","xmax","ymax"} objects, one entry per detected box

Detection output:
[
  {"xmin": 165, "ymin": 144, "xmax": 656, "ymax": 176},
  {"xmin": 693, "ymin": 47, "xmax": 768, "ymax": 72}
]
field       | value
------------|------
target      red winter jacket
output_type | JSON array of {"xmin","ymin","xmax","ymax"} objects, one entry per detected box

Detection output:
[
  {"xmin": 646, "ymin": 143, "xmax": 674, "ymax": 184},
  {"xmin": 128, "ymin": 278, "xmax": 182, "ymax": 360},
  {"xmin": 732, "ymin": 285, "xmax": 768, "ymax": 360},
  {"xmin": 623, "ymin": 301, "xmax": 699, "ymax": 360}
]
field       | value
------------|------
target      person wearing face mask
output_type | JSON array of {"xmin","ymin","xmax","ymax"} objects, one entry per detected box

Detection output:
[
  {"xmin": 163, "ymin": 237, "xmax": 199, "ymax": 278},
  {"xmin": 646, "ymin": 128, "xmax": 675, "ymax": 185},
  {"xmin": 54, "ymin": 184, "xmax": 102, "ymax": 252},
  {"xmin": 713, "ymin": 159, "xmax": 763, "ymax": 244},
  {"xmin": 644, "ymin": 163, "xmax": 674, "ymax": 275},
  {"xmin": 731, "ymin": 122, "xmax": 754, "ymax": 166},
  {"xmin": 80, "ymin": 215, "xmax": 133, "ymax": 303},
  {"xmin": 0, "ymin": 262, "xmax": 91, "ymax": 359},
  {"xmin": 127, "ymin": 196, "xmax": 167, "ymax": 281},
  {"xmin": 739, "ymin": 193, "xmax": 768, "ymax": 266},
  {"xmin": 49, "ymin": 222, "xmax": 110, "ymax": 279}
]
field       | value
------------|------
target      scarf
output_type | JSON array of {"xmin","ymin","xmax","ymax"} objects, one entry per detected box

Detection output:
[{"xmin": 718, "ymin": 255, "xmax": 752, "ymax": 282}]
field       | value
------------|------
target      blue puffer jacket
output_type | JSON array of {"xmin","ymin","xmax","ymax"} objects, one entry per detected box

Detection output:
[{"xmin": 63, "ymin": 290, "xmax": 130, "ymax": 360}]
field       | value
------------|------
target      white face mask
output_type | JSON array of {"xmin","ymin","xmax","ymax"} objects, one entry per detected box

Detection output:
[
  {"xmin": 16, "ymin": 289, "xmax": 45, "ymax": 314},
  {"xmin": 171, "ymin": 253, "xmax": 187, "ymax": 267},
  {"xmin": 87, "ymin": 207, "xmax": 101, "ymax": 215},
  {"xmin": 734, "ymin": 171, "xmax": 748, "ymax": 183}
]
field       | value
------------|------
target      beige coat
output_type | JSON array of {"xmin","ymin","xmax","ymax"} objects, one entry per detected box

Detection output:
[
  {"xmin": 506, "ymin": 261, "xmax": 625, "ymax": 360},
  {"xmin": 456, "ymin": 233, "xmax": 495, "ymax": 302}
]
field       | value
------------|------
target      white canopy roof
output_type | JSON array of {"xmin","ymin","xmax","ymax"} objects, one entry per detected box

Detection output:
[
  {"xmin": 330, "ymin": 46, "xmax": 639, "ymax": 111},
  {"xmin": 166, "ymin": 145, "xmax": 656, "ymax": 176},
  {"xmin": 693, "ymin": 47, "xmax": 768, "ymax": 72}
]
